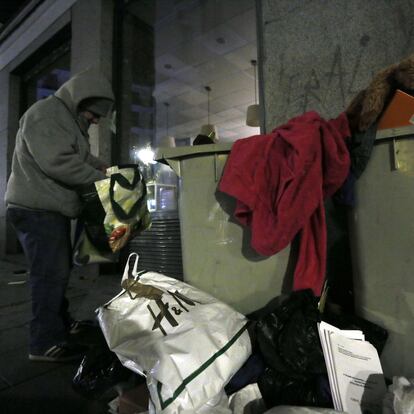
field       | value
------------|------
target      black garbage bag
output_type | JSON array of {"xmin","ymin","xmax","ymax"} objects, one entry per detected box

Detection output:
[
  {"xmin": 254, "ymin": 289, "xmax": 332, "ymax": 408},
  {"xmin": 258, "ymin": 369, "xmax": 332, "ymax": 408},
  {"xmin": 72, "ymin": 345, "xmax": 133, "ymax": 399},
  {"xmin": 256, "ymin": 289, "xmax": 326, "ymax": 377}
]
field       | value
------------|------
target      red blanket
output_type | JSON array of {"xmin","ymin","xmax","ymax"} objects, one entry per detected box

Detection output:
[{"xmin": 219, "ymin": 111, "xmax": 351, "ymax": 296}]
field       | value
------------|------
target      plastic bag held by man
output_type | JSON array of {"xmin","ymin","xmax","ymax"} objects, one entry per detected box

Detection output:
[{"xmin": 75, "ymin": 165, "xmax": 151, "ymax": 264}]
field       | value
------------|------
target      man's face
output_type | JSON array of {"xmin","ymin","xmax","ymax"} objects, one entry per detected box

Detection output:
[{"xmin": 80, "ymin": 110, "xmax": 101, "ymax": 125}]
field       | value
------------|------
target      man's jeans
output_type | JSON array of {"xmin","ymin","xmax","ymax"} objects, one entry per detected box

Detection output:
[{"xmin": 7, "ymin": 208, "xmax": 72, "ymax": 354}]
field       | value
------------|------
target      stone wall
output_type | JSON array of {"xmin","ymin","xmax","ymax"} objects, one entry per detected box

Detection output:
[
  {"xmin": 71, "ymin": 0, "xmax": 114, "ymax": 166},
  {"xmin": 259, "ymin": 0, "xmax": 414, "ymax": 130}
]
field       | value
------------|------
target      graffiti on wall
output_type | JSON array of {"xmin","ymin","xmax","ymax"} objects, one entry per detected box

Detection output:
[
  {"xmin": 264, "ymin": 0, "xmax": 414, "ymax": 127},
  {"xmin": 270, "ymin": 35, "xmax": 372, "ymax": 126}
]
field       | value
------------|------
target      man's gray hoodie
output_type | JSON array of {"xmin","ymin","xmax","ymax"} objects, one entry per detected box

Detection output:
[{"xmin": 5, "ymin": 68, "xmax": 114, "ymax": 218}]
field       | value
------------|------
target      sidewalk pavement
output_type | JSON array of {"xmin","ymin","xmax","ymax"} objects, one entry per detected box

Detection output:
[{"xmin": 0, "ymin": 254, "xmax": 122, "ymax": 414}]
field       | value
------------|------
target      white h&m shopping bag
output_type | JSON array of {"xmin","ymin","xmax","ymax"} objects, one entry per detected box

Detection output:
[{"xmin": 97, "ymin": 253, "xmax": 252, "ymax": 413}]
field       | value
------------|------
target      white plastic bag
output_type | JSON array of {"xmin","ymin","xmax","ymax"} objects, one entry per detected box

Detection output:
[
  {"xmin": 97, "ymin": 253, "xmax": 251, "ymax": 413},
  {"xmin": 229, "ymin": 383, "xmax": 266, "ymax": 414},
  {"xmin": 383, "ymin": 377, "xmax": 414, "ymax": 414}
]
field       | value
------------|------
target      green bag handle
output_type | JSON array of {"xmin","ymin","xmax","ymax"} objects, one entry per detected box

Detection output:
[{"xmin": 109, "ymin": 165, "xmax": 148, "ymax": 223}]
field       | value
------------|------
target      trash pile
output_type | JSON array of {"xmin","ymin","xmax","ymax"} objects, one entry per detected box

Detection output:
[
  {"xmin": 71, "ymin": 257, "xmax": 397, "ymax": 414},
  {"xmin": 71, "ymin": 54, "xmax": 414, "ymax": 414}
]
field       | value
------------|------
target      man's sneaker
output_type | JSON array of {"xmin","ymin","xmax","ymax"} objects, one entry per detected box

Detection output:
[{"xmin": 29, "ymin": 343, "xmax": 87, "ymax": 362}]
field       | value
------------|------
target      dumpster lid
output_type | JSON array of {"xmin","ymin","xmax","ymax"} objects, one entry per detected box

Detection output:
[
  {"xmin": 376, "ymin": 125, "xmax": 414, "ymax": 141},
  {"xmin": 155, "ymin": 143, "xmax": 233, "ymax": 176},
  {"xmin": 155, "ymin": 143, "xmax": 233, "ymax": 161}
]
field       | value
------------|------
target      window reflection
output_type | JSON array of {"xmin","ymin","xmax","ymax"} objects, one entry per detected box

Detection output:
[
  {"xmin": 22, "ymin": 52, "xmax": 70, "ymax": 109},
  {"xmin": 118, "ymin": 0, "xmax": 258, "ymax": 213}
]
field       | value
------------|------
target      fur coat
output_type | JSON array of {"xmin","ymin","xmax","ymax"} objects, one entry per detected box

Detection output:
[{"xmin": 346, "ymin": 54, "xmax": 414, "ymax": 133}]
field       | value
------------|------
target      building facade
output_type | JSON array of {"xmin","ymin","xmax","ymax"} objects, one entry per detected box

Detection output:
[
  {"xmin": 0, "ymin": 0, "xmax": 413, "ymax": 257},
  {"xmin": 1, "ymin": 0, "xmax": 414, "ymax": 378}
]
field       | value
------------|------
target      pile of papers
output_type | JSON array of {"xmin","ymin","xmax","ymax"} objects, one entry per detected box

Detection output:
[{"xmin": 318, "ymin": 321, "xmax": 387, "ymax": 414}]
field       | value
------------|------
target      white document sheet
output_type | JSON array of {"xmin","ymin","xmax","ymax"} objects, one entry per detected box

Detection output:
[{"xmin": 318, "ymin": 321, "xmax": 386, "ymax": 414}]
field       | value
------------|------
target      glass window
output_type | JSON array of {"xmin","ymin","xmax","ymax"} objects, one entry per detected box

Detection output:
[
  {"xmin": 116, "ymin": 0, "xmax": 258, "ymax": 213},
  {"xmin": 22, "ymin": 50, "xmax": 70, "ymax": 110}
]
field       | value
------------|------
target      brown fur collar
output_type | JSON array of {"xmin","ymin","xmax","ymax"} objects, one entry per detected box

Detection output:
[{"xmin": 346, "ymin": 54, "xmax": 414, "ymax": 133}]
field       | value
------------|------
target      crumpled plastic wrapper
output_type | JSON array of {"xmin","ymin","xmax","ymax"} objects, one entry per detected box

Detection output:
[{"xmin": 383, "ymin": 377, "xmax": 414, "ymax": 414}]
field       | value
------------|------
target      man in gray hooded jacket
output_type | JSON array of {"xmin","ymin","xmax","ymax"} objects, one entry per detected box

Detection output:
[{"xmin": 5, "ymin": 68, "xmax": 114, "ymax": 362}]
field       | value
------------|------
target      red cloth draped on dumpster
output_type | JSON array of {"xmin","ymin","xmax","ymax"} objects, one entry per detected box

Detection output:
[{"xmin": 219, "ymin": 111, "xmax": 351, "ymax": 296}]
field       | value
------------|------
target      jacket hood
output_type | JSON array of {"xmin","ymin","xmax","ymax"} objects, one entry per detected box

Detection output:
[{"xmin": 54, "ymin": 67, "xmax": 114, "ymax": 116}]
